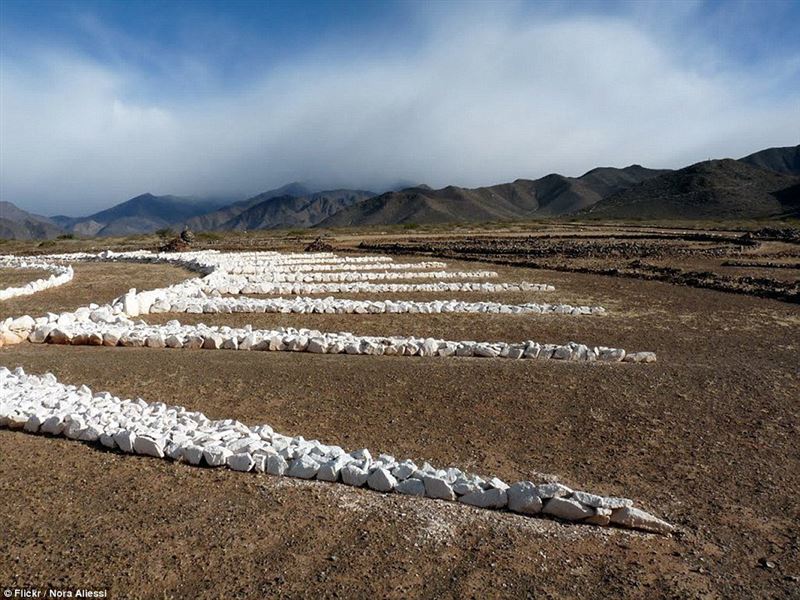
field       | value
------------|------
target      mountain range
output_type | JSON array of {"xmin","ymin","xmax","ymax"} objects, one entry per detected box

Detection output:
[
  {"xmin": 1, "ymin": 144, "xmax": 798, "ymax": 239},
  {"xmin": 0, "ymin": 201, "xmax": 63, "ymax": 240},
  {"xmin": 318, "ymin": 165, "xmax": 669, "ymax": 227},
  {"xmin": 581, "ymin": 158, "xmax": 799, "ymax": 219}
]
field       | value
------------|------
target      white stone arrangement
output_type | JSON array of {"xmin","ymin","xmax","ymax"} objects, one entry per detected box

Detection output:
[
  {"xmin": 0, "ymin": 255, "xmax": 74, "ymax": 301},
  {"xmin": 28, "ymin": 318, "xmax": 655, "ymax": 362},
  {"xmin": 146, "ymin": 295, "xmax": 606, "ymax": 317},
  {"xmin": 210, "ymin": 280, "xmax": 554, "ymax": 295},
  {"xmin": 0, "ymin": 250, "xmax": 656, "ymax": 360},
  {"xmin": 0, "ymin": 366, "xmax": 674, "ymax": 534}
]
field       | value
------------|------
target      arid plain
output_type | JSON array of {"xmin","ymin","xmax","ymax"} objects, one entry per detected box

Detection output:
[{"xmin": 1, "ymin": 222, "xmax": 798, "ymax": 598}]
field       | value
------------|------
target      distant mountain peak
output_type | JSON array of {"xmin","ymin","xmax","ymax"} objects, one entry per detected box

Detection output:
[{"xmin": 582, "ymin": 153, "xmax": 800, "ymax": 219}]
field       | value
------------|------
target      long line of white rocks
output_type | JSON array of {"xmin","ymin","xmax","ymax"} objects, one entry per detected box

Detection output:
[
  {"xmin": 227, "ymin": 269, "xmax": 499, "ymax": 283},
  {"xmin": 0, "ymin": 366, "xmax": 674, "ymax": 534},
  {"xmin": 36, "ymin": 319, "xmax": 656, "ymax": 362},
  {"xmin": 206, "ymin": 280, "xmax": 555, "ymax": 295},
  {"xmin": 133, "ymin": 291, "xmax": 605, "ymax": 317},
  {"xmin": 0, "ymin": 256, "xmax": 74, "ymax": 301},
  {"xmin": 223, "ymin": 260, "xmax": 450, "ymax": 273},
  {"xmin": 26, "ymin": 250, "xmax": 557, "ymax": 295},
  {"xmin": 0, "ymin": 250, "xmax": 652, "ymax": 358}
]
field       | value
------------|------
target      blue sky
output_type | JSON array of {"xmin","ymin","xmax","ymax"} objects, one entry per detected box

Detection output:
[{"xmin": 1, "ymin": 0, "xmax": 798, "ymax": 215}]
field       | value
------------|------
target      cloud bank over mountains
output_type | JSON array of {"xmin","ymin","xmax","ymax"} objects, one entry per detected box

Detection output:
[{"xmin": 1, "ymin": 1, "xmax": 798, "ymax": 215}]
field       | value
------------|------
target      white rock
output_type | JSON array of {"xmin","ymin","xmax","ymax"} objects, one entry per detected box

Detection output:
[
  {"xmin": 227, "ymin": 452, "xmax": 255, "ymax": 472},
  {"xmin": 29, "ymin": 325, "xmax": 53, "ymax": 344},
  {"xmin": 164, "ymin": 442, "xmax": 184, "ymax": 460},
  {"xmin": 459, "ymin": 487, "xmax": 507, "ymax": 509},
  {"xmin": 133, "ymin": 436, "xmax": 165, "ymax": 458},
  {"xmin": 341, "ymin": 464, "xmax": 369, "ymax": 487},
  {"xmin": 391, "ymin": 462, "xmax": 417, "ymax": 481},
  {"xmin": 571, "ymin": 490, "xmax": 633, "ymax": 509},
  {"xmin": 367, "ymin": 467, "xmax": 397, "ymax": 492},
  {"xmin": 423, "ymin": 476, "xmax": 455, "ymax": 501},
  {"xmin": 487, "ymin": 477, "xmax": 509, "ymax": 490},
  {"xmin": 508, "ymin": 481, "xmax": 544, "ymax": 514},
  {"xmin": 396, "ymin": 478, "xmax": 426, "ymax": 496},
  {"xmin": 113, "ymin": 430, "xmax": 136, "ymax": 453},
  {"xmin": 182, "ymin": 444, "xmax": 205, "ymax": 465},
  {"xmin": 287, "ymin": 454, "xmax": 320, "ymax": 479},
  {"xmin": 534, "ymin": 482, "xmax": 573, "ymax": 499},
  {"xmin": 609, "ymin": 507, "xmax": 674, "ymax": 534},
  {"xmin": 203, "ymin": 446, "xmax": 232, "ymax": 467},
  {"xmin": 542, "ymin": 497, "xmax": 594, "ymax": 521},
  {"xmin": 99, "ymin": 434, "xmax": 117, "ymax": 449},
  {"xmin": 22, "ymin": 415, "xmax": 43, "ymax": 433},
  {"xmin": 40, "ymin": 415, "xmax": 64, "ymax": 435},
  {"xmin": 317, "ymin": 455, "xmax": 351, "ymax": 482},
  {"xmin": 266, "ymin": 453, "xmax": 289, "ymax": 476}
]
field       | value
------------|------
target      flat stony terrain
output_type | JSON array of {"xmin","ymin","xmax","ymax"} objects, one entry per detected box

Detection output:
[{"xmin": 1, "ymin": 251, "xmax": 799, "ymax": 598}]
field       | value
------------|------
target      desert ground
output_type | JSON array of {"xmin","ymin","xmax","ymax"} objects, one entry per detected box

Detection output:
[{"xmin": 1, "ymin": 222, "xmax": 798, "ymax": 599}]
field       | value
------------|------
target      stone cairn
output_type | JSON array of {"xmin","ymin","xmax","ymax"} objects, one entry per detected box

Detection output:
[
  {"xmin": 180, "ymin": 228, "xmax": 196, "ymax": 244},
  {"xmin": 305, "ymin": 236, "xmax": 333, "ymax": 252}
]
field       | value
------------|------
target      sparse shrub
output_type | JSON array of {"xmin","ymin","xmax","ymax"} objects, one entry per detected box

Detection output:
[
  {"xmin": 38, "ymin": 240, "xmax": 56, "ymax": 248},
  {"xmin": 156, "ymin": 228, "xmax": 175, "ymax": 239},
  {"xmin": 197, "ymin": 231, "xmax": 222, "ymax": 241},
  {"xmin": 57, "ymin": 233, "xmax": 75, "ymax": 240},
  {"xmin": 403, "ymin": 223, "xmax": 419, "ymax": 230}
]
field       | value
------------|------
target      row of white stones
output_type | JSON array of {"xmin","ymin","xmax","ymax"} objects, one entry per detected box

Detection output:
[
  {"xmin": 222, "ymin": 269, "xmax": 499, "ymax": 284},
  {"xmin": 0, "ymin": 256, "xmax": 74, "ymax": 301},
  {"xmin": 0, "ymin": 251, "xmax": 650, "ymax": 359},
  {"xmin": 137, "ymin": 293, "xmax": 605, "ymax": 317},
  {"xmin": 30, "ymin": 250, "xmax": 556, "ymax": 294},
  {"xmin": 219, "ymin": 260, "xmax": 450, "ymax": 273},
  {"xmin": 0, "ymin": 366, "xmax": 674, "ymax": 534},
  {"xmin": 205, "ymin": 280, "xmax": 555, "ymax": 295},
  {"xmin": 28, "ymin": 318, "xmax": 655, "ymax": 362}
]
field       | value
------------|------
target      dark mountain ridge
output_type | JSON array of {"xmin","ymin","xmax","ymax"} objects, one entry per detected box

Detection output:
[
  {"xmin": 3, "ymin": 144, "xmax": 798, "ymax": 240},
  {"xmin": 181, "ymin": 183, "xmax": 312, "ymax": 232},
  {"xmin": 54, "ymin": 193, "xmax": 229, "ymax": 236},
  {"xmin": 318, "ymin": 165, "xmax": 669, "ymax": 227},
  {"xmin": 581, "ymin": 157, "xmax": 800, "ymax": 219},
  {"xmin": 739, "ymin": 145, "xmax": 800, "ymax": 176},
  {"xmin": 0, "ymin": 201, "xmax": 63, "ymax": 240},
  {"xmin": 220, "ymin": 189, "xmax": 375, "ymax": 231}
]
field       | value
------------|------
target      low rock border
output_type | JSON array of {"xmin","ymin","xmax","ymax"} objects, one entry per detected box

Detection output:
[
  {"xmin": 0, "ymin": 256, "xmax": 74, "ymax": 301},
  {"xmin": 0, "ymin": 367, "xmax": 674, "ymax": 535}
]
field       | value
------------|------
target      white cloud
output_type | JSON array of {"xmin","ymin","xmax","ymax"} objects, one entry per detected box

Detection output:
[{"xmin": 1, "ymin": 10, "xmax": 797, "ymax": 215}]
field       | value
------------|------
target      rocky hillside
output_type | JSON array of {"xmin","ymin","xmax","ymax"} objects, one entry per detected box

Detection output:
[
  {"xmin": 221, "ymin": 189, "xmax": 375, "ymax": 230},
  {"xmin": 0, "ymin": 201, "xmax": 63, "ymax": 240},
  {"xmin": 581, "ymin": 159, "xmax": 800, "ymax": 220},
  {"xmin": 54, "ymin": 194, "xmax": 227, "ymax": 236},
  {"xmin": 318, "ymin": 165, "xmax": 668, "ymax": 227},
  {"xmin": 739, "ymin": 145, "xmax": 800, "ymax": 176},
  {"xmin": 181, "ymin": 183, "xmax": 311, "ymax": 231}
]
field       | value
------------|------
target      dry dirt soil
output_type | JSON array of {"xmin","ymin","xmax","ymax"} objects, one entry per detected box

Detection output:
[{"xmin": 1, "ymin": 250, "xmax": 799, "ymax": 599}]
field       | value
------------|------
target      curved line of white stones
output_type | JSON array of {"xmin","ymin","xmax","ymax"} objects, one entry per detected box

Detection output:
[
  {"xmin": 26, "ymin": 250, "xmax": 557, "ymax": 294},
  {"xmin": 34, "ymin": 320, "xmax": 654, "ymax": 362},
  {"xmin": 228, "ymin": 269, "xmax": 500, "ymax": 283},
  {"xmin": 224, "ymin": 260, "xmax": 451, "ymax": 272},
  {"xmin": 0, "ymin": 256, "xmax": 74, "ymax": 301},
  {"xmin": 146, "ymin": 295, "xmax": 605, "ymax": 316},
  {"xmin": 205, "ymin": 280, "xmax": 555, "ymax": 295},
  {"xmin": 0, "ymin": 366, "xmax": 674, "ymax": 534},
  {"xmin": 1, "ymin": 250, "xmax": 655, "ymax": 360}
]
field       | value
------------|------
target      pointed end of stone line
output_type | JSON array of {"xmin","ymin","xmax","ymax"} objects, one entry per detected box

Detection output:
[{"xmin": 611, "ymin": 507, "xmax": 675, "ymax": 535}]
